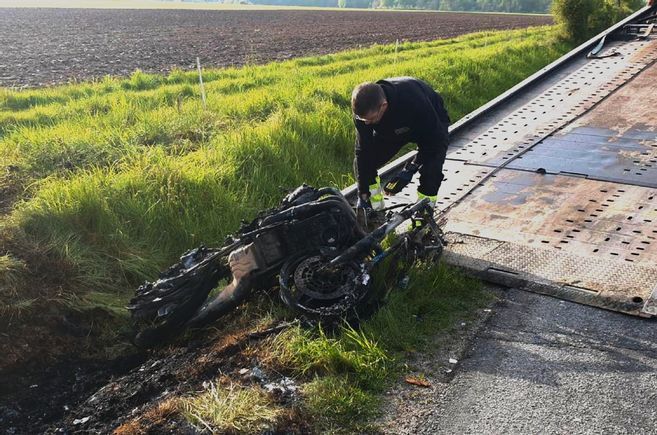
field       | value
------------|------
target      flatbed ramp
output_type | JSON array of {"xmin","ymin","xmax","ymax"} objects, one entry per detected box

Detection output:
[{"xmin": 346, "ymin": 6, "xmax": 657, "ymax": 316}]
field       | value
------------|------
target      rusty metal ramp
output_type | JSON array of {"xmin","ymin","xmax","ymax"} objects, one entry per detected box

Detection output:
[
  {"xmin": 344, "ymin": 5, "xmax": 657, "ymax": 316},
  {"xmin": 442, "ymin": 23, "xmax": 657, "ymax": 317}
]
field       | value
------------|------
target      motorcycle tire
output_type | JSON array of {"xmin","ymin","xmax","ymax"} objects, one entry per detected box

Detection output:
[{"xmin": 279, "ymin": 250, "xmax": 370, "ymax": 320}]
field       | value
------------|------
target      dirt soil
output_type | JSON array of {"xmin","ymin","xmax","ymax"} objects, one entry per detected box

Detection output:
[
  {"xmin": 0, "ymin": 8, "xmax": 551, "ymax": 88},
  {"xmin": 0, "ymin": 318, "xmax": 308, "ymax": 434},
  {"xmin": 0, "ymin": 286, "xmax": 500, "ymax": 435}
]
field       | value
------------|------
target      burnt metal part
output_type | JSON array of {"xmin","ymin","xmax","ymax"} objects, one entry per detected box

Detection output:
[
  {"xmin": 343, "ymin": 5, "xmax": 657, "ymax": 317},
  {"xmin": 293, "ymin": 256, "xmax": 360, "ymax": 301},
  {"xmin": 279, "ymin": 252, "xmax": 369, "ymax": 318},
  {"xmin": 187, "ymin": 272, "xmax": 259, "ymax": 328},
  {"xmin": 129, "ymin": 185, "xmax": 366, "ymax": 347},
  {"xmin": 128, "ymin": 246, "xmax": 230, "ymax": 347},
  {"xmin": 279, "ymin": 198, "xmax": 444, "ymax": 318}
]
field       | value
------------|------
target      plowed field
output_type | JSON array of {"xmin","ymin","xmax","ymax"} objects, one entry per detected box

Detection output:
[{"xmin": 0, "ymin": 8, "xmax": 551, "ymax": 88}]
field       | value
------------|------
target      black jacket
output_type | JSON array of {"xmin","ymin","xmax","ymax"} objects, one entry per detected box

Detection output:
[{"xmin": 354, "ymin": 77, "xmax": 450, "ymax": 195}]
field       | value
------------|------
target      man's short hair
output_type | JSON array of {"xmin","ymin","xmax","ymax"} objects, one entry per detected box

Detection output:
[{"xmin": 351, "ymin": 82, "xmax": 385, "ymax": 117}]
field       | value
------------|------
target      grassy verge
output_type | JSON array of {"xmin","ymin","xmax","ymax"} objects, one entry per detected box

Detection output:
[
  {"xmin": 1, "ymin": 24, "xmax": 572, "ymax": 425},
  {"xmin": 1, "ymin": 26, "xmax": 569, "ymax": 304},
  {"xmin": 168, "ymin": 261, "xmax": 492, "ymax": 433},
  {"xmin": 271, "ymin": 260, "xmax": 490, "ymax": 432}
]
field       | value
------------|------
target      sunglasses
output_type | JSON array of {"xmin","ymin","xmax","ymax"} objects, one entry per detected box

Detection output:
[{"xmin": 355, "ymin": 103, "xmax": 386, "ymax": 124}]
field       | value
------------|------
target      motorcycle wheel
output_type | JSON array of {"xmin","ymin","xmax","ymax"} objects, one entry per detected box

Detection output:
[{"xmin": 279, "ymin": 251, "xmax": 370, "ymax": 319}]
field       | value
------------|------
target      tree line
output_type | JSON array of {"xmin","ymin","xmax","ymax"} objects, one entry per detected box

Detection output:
[{"xmin": 242, "ymin": 0, "xmax": 553, "ymax": 13}]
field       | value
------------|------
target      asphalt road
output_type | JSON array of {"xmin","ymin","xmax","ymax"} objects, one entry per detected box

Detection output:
[{"xmin": 414, "ymin": 289, "xmax": 657, "ymax": 434}]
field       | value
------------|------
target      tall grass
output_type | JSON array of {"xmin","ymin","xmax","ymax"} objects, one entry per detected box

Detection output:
[
  {"xmin": 0, "ymin": 24, "xmax": 573, "ymax": 431},
  {"xmin": 0, "ymin": 25, "xmax": 570, "ymax": 322}
]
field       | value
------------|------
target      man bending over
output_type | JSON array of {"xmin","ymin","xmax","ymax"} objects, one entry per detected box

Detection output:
[{"xmin": 351, "ymin": 77, "xmax": 450, "ymax": 212}]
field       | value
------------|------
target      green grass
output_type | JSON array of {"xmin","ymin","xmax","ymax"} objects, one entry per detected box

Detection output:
[
  {"xmin": 303, "ymin": 374, "xmax": 381, "ymax": 432},
  {"xmin": 181, "ymin": 382, "xmax": 283, "ymax": 433},
  {"xmin": 0, "ymin": 27, "xmax": 569, "ymax": 307},
  {"xmin": 267, "ymin": 260, "xmax": 490, "ymax": 432},
  {"xmin": 0, "ymin": 24, "xmax": 573, "ymax": 431}
]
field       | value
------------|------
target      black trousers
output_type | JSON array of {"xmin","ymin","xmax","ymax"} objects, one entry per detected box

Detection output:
[{"xmin": 354, "ymin": 138, "xmax": 446, "ymax": 197}]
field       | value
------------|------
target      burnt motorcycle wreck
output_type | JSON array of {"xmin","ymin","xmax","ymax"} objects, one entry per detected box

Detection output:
[{"xmin": 128, "ymin": 185, "xmax": 445, "ymax": 348}]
